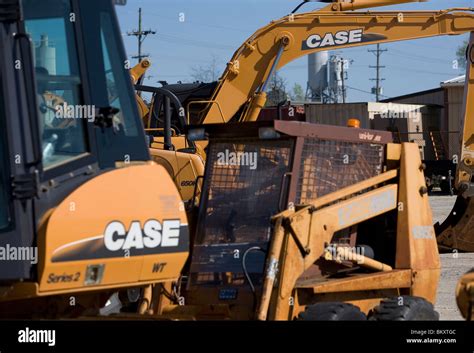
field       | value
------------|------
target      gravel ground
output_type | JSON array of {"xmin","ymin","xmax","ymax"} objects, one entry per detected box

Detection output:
[{"xmin": 429, "ymin": 196, "xmax": 474, "ymax": 320}]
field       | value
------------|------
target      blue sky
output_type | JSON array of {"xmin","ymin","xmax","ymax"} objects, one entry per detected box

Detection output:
[{"xmin": 116, "ymin": 0, "xmax": 474, "ymax": 102}]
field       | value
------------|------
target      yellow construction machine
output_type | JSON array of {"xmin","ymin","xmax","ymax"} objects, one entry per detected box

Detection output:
[
  {"xmin": 4, "ymin": 0, "xmax": 468, "ymax": 321},
  {"xmin": 450, "ymin": 31, "xmax": 474, "ymax": 321},
  {"xmin": 435, "ymin": 33, "xmax": 474, "ymax": 252},
  {"xmin": 144, "ymin": 119, "xmax": 442, "ymax": 320},
  {"xmin": 0, "ymin": 0, "xmax": 188, "ymax": 318},
  {"xmin": 134, "ymin": 0, "xmax": 474, "ymax": 253},
  {"xmin": 133, "ymin": 61, "xmax": 206, "ymax": 204},
  {"xmin": 122, "ymin": 0, "xmax": 474, "ymax": 320}
]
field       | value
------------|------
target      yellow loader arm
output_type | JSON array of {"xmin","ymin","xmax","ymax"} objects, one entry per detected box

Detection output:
[
  {"xmin": 197, "ymin": 6, "xmax": 474, "ymax": 124},
  {"xmin": 130, "ymin": 59, "xmax": 152, "ymax": 119},
  {"xmin": 130, "ymin": 58, "xmax": 151, "ymax": 85}
]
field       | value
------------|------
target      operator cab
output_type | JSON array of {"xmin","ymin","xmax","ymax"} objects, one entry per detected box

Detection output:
[
  {"xmin": 0, "ymin": 0, "xmax": 149, "ymax": 281},
  {"xmin": 181, "ymin": 120, "xmax": 394, "ymax": 319}
]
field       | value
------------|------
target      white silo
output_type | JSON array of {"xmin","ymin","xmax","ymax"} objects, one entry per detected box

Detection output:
[
  {"xmin": 307, "ymin": 51, "xmax": 329, "ymax": 102},
  {"xmin": 328, "ymin": 55, "xmax": 344, "ymax": 102},
  {"xmin": 36, "ymin": 34, "xmax": 56, "ymax": 75}
]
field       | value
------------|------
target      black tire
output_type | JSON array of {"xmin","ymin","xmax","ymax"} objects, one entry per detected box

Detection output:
[
  {"xmin": 298, "ymin": 302, "xmax": 366, "ymax": 321},
  {"xmin": 370, "ymin": 296, "xmax": 439, "ymax": 321}
]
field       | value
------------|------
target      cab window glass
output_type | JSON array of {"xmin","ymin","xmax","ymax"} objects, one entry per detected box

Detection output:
[
  {"xmin": 78, "ymin": 1, "xmax": 149, "ymax": 167},
  {"xmin": 24, "ymin": 0, "xmax": 88, "ymax": 169},
  {"xmin": 100, "ymin": 16, "xmax": 138, "ymax": 137}
]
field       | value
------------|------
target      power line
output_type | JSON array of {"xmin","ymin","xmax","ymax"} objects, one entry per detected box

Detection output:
[
  {"xmin": 127, "ymin": 7, "xmax": 156, "ymax": 63},
  {"xmin": 120, "ymin": 8, "xmax": 250, "ymax": 34},
  {"xmin": 346, "ymin": 85, "xmax": 389, "ymax": 98},
  {"xmin": 368, "ymin": 44, "xmax": 387, "ymax": 102},
  {"xmin": 388, "ymin": 65, "xmax": 456, "ymax": 76},
  {"xmin": 389, "ymin": 48, "xmax": 451, "ymax": 64},
  {"xmin": 156, "ymin": 33, "xmax": 234, "ymax": 50}
]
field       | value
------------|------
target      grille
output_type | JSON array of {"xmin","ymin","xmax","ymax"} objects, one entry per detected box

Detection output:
[{"xmin": 296, "ymin": 138, "xmax": 384, "ymax": 205}]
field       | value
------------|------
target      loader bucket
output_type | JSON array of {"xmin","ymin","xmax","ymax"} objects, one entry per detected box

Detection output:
[{"xmin": 435, "ymin": 196, "xmax": 474, "ymax": 252}]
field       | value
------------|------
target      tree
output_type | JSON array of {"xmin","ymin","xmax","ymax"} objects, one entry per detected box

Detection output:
[
  {"xmin": 290, "ymin": 83, "xmax": 305, "ymax": 101},
  {"xmin": 265, "ymin": 72, "xmax": 289, "ymax": 106},
  {"xmin": 456, "ymin": 39, "xmax": 468, "ymax": 70},
  {"xmin": 190, "ymin": 54, "xmax": 222, "ymax": 82}
]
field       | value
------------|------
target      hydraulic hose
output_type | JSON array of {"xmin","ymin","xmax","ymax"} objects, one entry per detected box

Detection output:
[{"xmin": 242, "ymin": 246, "xmax": 266, "ymax": 312}]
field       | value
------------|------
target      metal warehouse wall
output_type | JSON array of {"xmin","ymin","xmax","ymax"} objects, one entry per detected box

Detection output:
[
  {"xmin": 304, "ymin": 102, "xmax": 443, "ymax": 160},
  {"xmin": 305, "ymin": 103, "xmax": 372, "ymax": 128},
  {"xmin": 305, "ymin": 102, "xmax": 435, "ymax": 129},
  {"xmin": 382, "ymin": 86, "xmax": 463, "ymax": 159},
  {"xmin": 383, "ymin": 88, "xmax": 444, "ymax": 106},
  {"xmin": 446, "ymin": 86, "xmax": 464, "ymax": 158},
  {"xmin": 382, "ymin": 88, "xmax": 446, "ymax": 128}
]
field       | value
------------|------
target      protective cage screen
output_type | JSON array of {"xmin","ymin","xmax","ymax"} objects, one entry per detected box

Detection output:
[
  {"xmin": 296, "ymin": 138, "xmax": 385, "ymax": 205},
  {"xmin": 190, "ymin": 138, "xmax": 293, "ymax": 285}
]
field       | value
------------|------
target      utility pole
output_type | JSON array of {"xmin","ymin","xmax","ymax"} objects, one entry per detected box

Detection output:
[
  {"xmin": 340, "ymin": 59, "xmax": 346, "ymax": 104},
  {"xmin": 127, "ymin": 7, "xmax": 156, "ymax": 64},
  {"xmin": 368, "ymin": 44, "xmax": 387, "ymax": 102}
]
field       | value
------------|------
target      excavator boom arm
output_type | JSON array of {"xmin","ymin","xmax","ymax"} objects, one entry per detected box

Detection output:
[
  {"xmin": 201, "ymin": 8, "xmax": 474, "ymax": 124},
  {"xmin": 199, "ymin": 3, "xmax": 474, "ymax": 254},
  {"xmin": 323, "ymin": 0, "xmax": 427, "ymax": 12}
]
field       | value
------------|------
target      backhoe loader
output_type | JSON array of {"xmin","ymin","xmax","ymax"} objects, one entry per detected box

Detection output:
[
  {"xmin": 0, "ymin": 0, "xmax": 188, "ymax": 318},
  {"xmin": 135, "ymin": 0, "xmax": 474, "ymax": 253}
]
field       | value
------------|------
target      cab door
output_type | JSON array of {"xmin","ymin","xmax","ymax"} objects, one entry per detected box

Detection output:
[{"xmin": 0, "ymin": 2, "xmax": 38, "ymax": 280}]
